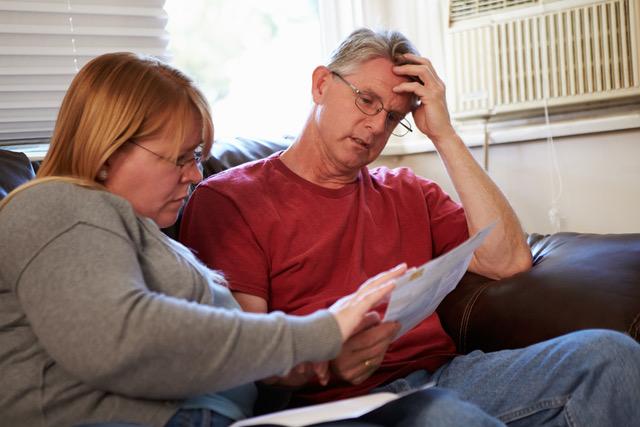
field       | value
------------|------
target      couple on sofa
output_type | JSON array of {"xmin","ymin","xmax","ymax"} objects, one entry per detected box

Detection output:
[{"xmin": 0, "ymin": 28, "xmax": 638, "ymax": 427}]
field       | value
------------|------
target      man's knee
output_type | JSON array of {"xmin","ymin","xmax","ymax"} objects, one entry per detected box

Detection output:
[
  {"xmin": 557, "ymin": 330, "xmax": 640, "ymax": 382},
  {"xmin": 364, "ymin": 388, "xmax": 503, "ymax": 427},
  {"xmin": 562, "ymin": 329, "xmax": 639, "ymax": 360}
]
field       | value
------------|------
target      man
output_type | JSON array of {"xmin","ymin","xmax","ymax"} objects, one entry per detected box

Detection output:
[{"xmin": 181, "ymin": 28, "xmax": 640, "ymax": 425}]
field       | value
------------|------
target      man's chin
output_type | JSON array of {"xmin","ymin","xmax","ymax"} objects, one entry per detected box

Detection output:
[{"xmin": 341, "ymin": 146, "xmax": 379, "ymax": 169}]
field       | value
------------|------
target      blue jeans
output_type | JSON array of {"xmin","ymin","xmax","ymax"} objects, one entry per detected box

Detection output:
[
  {"xmin": 374, "ymin": 329, "xmax": 640, "ymax": 426},
  {"xmin": 164, "ymin": 409, "xmax": 234, "ymax": 427}
]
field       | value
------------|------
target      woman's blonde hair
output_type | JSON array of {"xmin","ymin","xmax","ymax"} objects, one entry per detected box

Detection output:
[
  {"xmin": 3, "ymin": 52, "xmax": 212, "ymax": 204},
  {"xmin": 1, "ymin": 52, "xmax": 224, "ymax": 286},
  {"xmin": 39, "ymin": 51, "xmax": 213, "ymax": 181}
]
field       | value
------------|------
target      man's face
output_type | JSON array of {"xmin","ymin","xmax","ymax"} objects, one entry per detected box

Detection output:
[{"xmin": 313, "ymin": 57, "xmax": 414, "ymax": 174}]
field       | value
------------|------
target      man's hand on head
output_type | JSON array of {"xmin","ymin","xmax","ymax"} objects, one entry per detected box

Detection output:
[{"xmin": 392, "ymin": 53, "xmax": 457, "ymax": 144}]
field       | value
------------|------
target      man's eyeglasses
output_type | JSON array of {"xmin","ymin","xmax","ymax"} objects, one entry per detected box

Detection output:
[
  {"xmin": 128, "ymin": 140, "xmax": 205, "ymax": 169},
  {"xmin": 331, "ymin": 71, "xmax": 413, "ymax": 137}
]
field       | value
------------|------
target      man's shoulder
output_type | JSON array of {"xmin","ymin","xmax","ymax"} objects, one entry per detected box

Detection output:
[
  {"xmin": 367, "ymin": 165, "xmax": 437, "ymax": 188},
  {"xmin": 199, "ymin": 155, "xmax": 278, "ymax": 190}
]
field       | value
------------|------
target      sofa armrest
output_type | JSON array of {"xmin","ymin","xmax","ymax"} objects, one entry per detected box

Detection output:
[{"xmin": 438, "ymin": 232, "xmax": 640, "ymax": 353}]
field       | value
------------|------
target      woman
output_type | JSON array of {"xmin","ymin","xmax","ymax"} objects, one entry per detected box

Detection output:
[{"xmin": 0, "ymin": 52, "xmax": 405, "ymax": 427}]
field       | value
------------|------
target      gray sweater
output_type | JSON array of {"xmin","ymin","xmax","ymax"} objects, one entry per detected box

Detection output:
[{"xmin": 0, "ymin": 181, "xmax": 342, "ymax": 427}]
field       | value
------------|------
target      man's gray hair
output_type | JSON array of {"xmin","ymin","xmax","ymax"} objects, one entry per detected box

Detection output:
[{"xmin": 327, "ymin": 28, "xmax": 420, "ymax": 75}]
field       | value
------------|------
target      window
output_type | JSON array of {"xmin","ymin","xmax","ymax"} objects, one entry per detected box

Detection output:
[
  {"xmin": 164, "ymin": 0, "xmax": 323, "ymax": 140},
  {"xmin": 0, "ymin": 0, "xmax": 168, "ymax": 149}
]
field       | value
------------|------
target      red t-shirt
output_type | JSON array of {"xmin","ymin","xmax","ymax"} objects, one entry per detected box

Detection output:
[{"xmin": 180, "ymin": 153, "xmax": 469, "ymax": 403}]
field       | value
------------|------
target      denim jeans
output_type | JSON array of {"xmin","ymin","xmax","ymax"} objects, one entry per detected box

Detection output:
[
  {"xmin": 374, "ymin": 329, "xmax": 640, "ymax": 426},
  {"xmin": 164, "ymin": 409, "xmax": 234, "ymax": 427}
]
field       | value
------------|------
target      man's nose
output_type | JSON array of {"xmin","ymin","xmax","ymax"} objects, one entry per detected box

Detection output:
[{"xmin": 364, "ymin": 111, "xmax": 387, "ymax": 134}]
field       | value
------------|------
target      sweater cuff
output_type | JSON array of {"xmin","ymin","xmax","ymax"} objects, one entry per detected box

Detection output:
[{"xmin": 290, "ymin": 310, "xmax": 342, "ymax": 364}]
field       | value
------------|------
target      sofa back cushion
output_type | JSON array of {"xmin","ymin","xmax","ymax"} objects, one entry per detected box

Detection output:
[{"xmin": 0, "ymin": 149, "xmax": 35, "ymax": 200}]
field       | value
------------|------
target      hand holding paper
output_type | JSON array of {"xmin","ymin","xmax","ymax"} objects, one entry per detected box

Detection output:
[{"xmin": 383, "ymin": 223, "xmax": 496, "ymax": 339}]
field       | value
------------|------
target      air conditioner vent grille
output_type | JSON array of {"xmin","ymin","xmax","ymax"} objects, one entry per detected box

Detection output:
[
  {"xmin": 450, "ymin": 0, "xmax": 539, "ymax": 23},
  {"xmin": 448, "ymin": 0, "xmax": 640, "ymax": 119}
]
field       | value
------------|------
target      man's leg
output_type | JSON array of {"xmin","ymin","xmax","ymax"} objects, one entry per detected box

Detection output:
[
  {"xmin": 433, "ymin": 329, "xmax": 640, "ymax": 426},
  {"xmin": 306, "ymin": 389, "xmax": 505, "ymax": 427}
]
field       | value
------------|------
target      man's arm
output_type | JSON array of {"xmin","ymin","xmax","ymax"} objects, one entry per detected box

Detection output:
[{"xmin": 393, "ymin": 54, "xmax": 532, "ymax": 279}]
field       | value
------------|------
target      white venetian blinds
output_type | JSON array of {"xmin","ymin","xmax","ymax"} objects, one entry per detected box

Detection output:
[{"xmin": 0, "ymin": 0, "xmax": 168, "ymax": 143}]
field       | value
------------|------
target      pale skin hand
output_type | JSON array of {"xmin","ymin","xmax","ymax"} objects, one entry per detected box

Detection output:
[
  {"xmin": 392, "ymin": 53, "xmax": 533, "ymax": 279},
  {"xmin": 234, "ymin": 263, "xmax": 407, "ymax": 388}
]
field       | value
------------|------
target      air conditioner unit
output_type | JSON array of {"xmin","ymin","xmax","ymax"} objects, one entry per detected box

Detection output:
[{"xmin": 447, "ymin": 0, "xmax": 640, "ymax": 120}]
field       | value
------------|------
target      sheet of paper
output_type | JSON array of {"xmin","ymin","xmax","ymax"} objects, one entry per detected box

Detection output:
[
  {"xmin": 230, "ymin": 392, "xmax": 399, "ymax": 427},
  {"xmin": 230, "ymin": 382, "xmax": 437, "ymax": 427},
  {"xmin": 383, "ymin": 222, "xmax": 496, "ymax": 340}
]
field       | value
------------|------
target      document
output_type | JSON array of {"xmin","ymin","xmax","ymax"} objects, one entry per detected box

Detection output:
[
  {"xmin": 383, "ymin": 222, "xmax": 496, "ymax": 340},
  {"xmin": 230, "ymin": 382, "xmax": 435, "ymax": 427}
]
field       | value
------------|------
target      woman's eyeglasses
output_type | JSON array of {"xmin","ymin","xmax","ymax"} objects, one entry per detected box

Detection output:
[{"xmin": 128, "ymin": 140, "xmax": 205, "ymax": 169}]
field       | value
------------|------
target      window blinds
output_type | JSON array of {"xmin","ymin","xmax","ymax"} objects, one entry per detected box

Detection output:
[{"xmin": 0, "ymin": 0, "xmax": 168, "ymax": 143}]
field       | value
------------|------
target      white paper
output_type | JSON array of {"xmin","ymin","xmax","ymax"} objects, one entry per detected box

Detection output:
[
  {"xmin": 383, "ymin": 222, "xmax": 496, "ymax": 340},
  {"xmin": 230, "ymin": 382, "xmax": 436, "ymax": 427},
  {"xmin": 230, "ymin": 392, "xmax": 399, "ymax": 427}
]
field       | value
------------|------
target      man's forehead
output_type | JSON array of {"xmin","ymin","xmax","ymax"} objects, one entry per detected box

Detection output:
[{"xmin": 349, "ymin": 59, "xmax": 414, "ymax": 113}]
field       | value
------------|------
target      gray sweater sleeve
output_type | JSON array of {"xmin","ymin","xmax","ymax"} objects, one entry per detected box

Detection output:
[{"xmin": 3, "ymin": 183, "xmax": 342, "ymax": 399}]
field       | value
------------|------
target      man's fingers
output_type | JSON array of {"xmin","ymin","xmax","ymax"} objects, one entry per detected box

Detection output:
[
  {"xmin": 349, "ymin": 355, "xmax": 384, "ymax": 385},
  {"xmin": 347, "ymin": 321, "xmax": 400, "ymax": 352},
  {"xmin": 352, "ymin": 311, "xmax": 381, "ymax": 335},
  {"xmin": 313, "ymin": 362, "xmax": 330, "ymax": 386}
]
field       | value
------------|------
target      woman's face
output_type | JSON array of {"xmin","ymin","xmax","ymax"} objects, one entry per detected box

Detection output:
[{"xmin": 103, "ymin": 119, "xmax": 204, "ymax": 228}]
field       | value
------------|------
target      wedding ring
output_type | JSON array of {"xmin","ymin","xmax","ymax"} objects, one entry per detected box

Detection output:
[{"xmin": 364, "ymin": 359, "xmax": 373, "ymax": 368}]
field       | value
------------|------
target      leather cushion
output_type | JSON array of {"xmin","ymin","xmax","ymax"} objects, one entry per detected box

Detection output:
[
  {"xmin": 0, "ymin": 149, "xmax": 35, "ymax": 200},
  {"xmin": 438, "ymin": 232, "xmax": 640, "ymax": 353},
  {"xmin": 202, "ymin": 137, "xmax": 290, "ymax": 176}
]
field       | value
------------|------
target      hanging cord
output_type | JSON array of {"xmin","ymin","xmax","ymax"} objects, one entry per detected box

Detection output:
[
  {"xmin": 482, "ymin": 118, "xmax": 490, "ymax": 171},
  {"xmin": 543, "ymin": 99, "xmax": 563, "ymax": 232},
  {"xmin": 67, "ymin": 0, "xmax": 79, "ymax": 72}
]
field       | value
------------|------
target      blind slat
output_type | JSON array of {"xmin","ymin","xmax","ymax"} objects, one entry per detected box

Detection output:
[{"xmin": 0, "ymin": 0, "xmax": 168, "ymax": 143}]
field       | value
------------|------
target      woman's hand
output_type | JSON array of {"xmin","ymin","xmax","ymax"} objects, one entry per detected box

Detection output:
[{"xmin": 328, "ymin": 263, "xmax": 406, "ymax": 342}]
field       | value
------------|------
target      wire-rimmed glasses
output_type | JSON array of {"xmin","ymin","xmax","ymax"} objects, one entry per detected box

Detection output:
[
  {"xmin": 331, "ymin": 71, "xmax": 412, "ymax": 137},
  {"xmin": 128, "ymin": 140, "xmax": 205, "ymax": 169}
]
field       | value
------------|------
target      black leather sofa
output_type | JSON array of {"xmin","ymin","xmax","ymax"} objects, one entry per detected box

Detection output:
[{"xmin": 2, "ymin": 139, "xmax": 639, "ymax": 354}]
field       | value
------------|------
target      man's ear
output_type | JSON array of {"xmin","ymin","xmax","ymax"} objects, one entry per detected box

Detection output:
[{"xmin": 311, "ymin": 66, "xmax": 333, "ymax": 104}]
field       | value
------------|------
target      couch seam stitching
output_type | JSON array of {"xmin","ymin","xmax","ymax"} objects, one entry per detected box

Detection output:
[
  {"xmin": 460, "ymin": 282, "xmax": 492, "ymax": 353},
  {"xmin": 628, "ymin": 311, "xmax": 640, "ymax": 339}
]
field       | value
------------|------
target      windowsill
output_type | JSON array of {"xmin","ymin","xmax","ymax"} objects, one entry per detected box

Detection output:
[
  {"xmin": 1, "ymin": 141, "xmax": 49, "ymax": 160},
  {"xmin": 4, "ymin": 105, "xmax": 640, "ymax": 161},
  {"xmin": 380, "ymin": 105, "xmax": 640, "ymax": 156}
]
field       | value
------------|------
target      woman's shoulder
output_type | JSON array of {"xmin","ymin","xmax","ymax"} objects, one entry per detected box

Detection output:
[
  {"xmin": 0, "ymin": 180, "xmax": 137, "ymax": 238},
  {"xmin": 0, "ymin": 180, "xmax": 144, "ymax": 290}
]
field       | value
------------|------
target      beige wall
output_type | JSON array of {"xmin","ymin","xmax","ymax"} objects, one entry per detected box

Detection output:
[{"xmin": 372, "ymin": 128, "xmax": 640, "ymax": 234}]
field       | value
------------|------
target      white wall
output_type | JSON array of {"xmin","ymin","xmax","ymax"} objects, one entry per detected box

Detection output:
[{"xmin": 372, "ymin": 128, "xmax": 640, "ymax": 234}]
